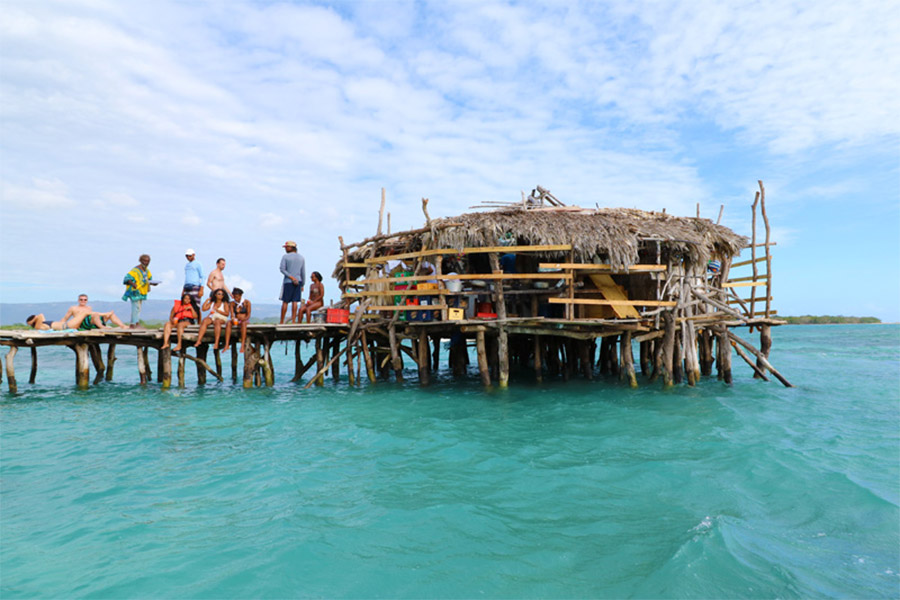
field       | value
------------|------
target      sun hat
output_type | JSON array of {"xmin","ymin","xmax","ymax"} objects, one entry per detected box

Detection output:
[
  {"xmin": 283, "ymin": 241, "xmax": 297, "ymax": 248},
  {"xmin": 185, "ymin": 248, "xmax": 196, "ymax": 255}
]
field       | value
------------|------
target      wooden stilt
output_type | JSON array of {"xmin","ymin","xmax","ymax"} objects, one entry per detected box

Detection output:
[
  {"xmin": 196, "ymin": 344, "xmax": 209, "ymax": 385},
  {"xmin": 29, "ymin": 347, "xmax": 37, "ymax": 385},
  {"xmin": 476, "ymin": 329, "xmax": 490, "ymax": 387},
  {"xmin": 156, "ymin": 348, "xmax": 165, "ymax": 383},
  {"xmin": 244, "ymin": 343, "xmax": 260, "ymax": 389},
  {"xmin": 6, "ymin": 346, "xmax": 18, "ymax": 393},
  {"xmin": 330, "ymin": 337, "xmax": 341, "ymax": 381},
  {"xmin": 214, "ymin": 349, "xmax": 222, "ymax": 379},
  {"xmin": 431, "ymin": 335, "xmax": 440, "ymax": 371},
  {"xmin": 673, "ymin": 330, "xmax": 683, "ymax": 384},
  {"xmin": 756, "ymin": 324, "xmax": 772, "ymax": 379},
  {"xmin": 698, "ymin": 328, "xmax": 713, "ymax": 377},
  {"xmin": 661, "ymin": 312, "xmax": 675, "ymax": 387},
  {"xmin": 533, "ymin": 335, "xmax": 543, "ymax": 383},
  {"xmin": 621, "ymin": 331, "xmax": 638, "ymax": 388},
  {"xmin": 729, "ymin": 331, "xmax": 792, "ymax": 387},
  {"xmin": 346, "ymin": 338, "xmax": 356, "ymax": 386},
  {"xmin": 361, "ymin": 331, "xmax": 376, "ymax": 383},
  {"xmin": 581, "ymin": 341, "xmax": 593, "ymax": 380},
  {"xmin": 498, "ymin": 328, "xmax": 509, "ymax": 387},
  {"xmin": 639, "ymin": 341, "xmax": 651, "ymax": 376},
  {"xmin": 417, "ymin": 330, "xmax": 431, "ymax": 385},
  {"xmin": 136, "ymin": 345, "xmax": 147, "ymax": 385},
  {"xmin": 161, "ymin": 347, "xmax": 172, "ymax": 389},
  {"xmin": 731, "ymin": 341, "xmax": 770, "ymax": 381},
  {"xmin": 89, "ymin": 343, "xmax": 105, "ymax": 385},
  {"xmin": 388, "ymin": 324, "xmax": 403, "ymax": 382},
  {"xmin": 177, "ymin": 352, "xmax": 186, "ymax": 388},
  {"xmin": 143, "ymin": 347, "xmax": 152, "ymax": 381},
  {"xmin": 106, "ymin": 344, "xmax": 116, "ymax": 381},
  {"xmin": 715, "ymin": 325, "xmax": 732, "ymax": 384},
  {"xmin": 262, "ymin": 339, "xmax": 274, "ymax": 386},
  {"xmin": 231, "ymin": 344, "xmax": 238, "ymax": 383},
  {"xmin": 314, "ymin": 337, "xmax": 325, "ymax": 386}
]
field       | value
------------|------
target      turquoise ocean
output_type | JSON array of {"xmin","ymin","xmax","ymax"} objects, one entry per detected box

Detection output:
[{"xmin": 2, "ymin": 325, "xmax": 898, "ymax": 598}]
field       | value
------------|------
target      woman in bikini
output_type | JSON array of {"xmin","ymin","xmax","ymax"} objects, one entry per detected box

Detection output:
[
  {"xmin": 163, "ymin": 292, "xmax": 199, "ymax": 351},
  {"xmin": 225, "ymin": 287, "xmax": 251, "ymax": 353},
  {"xmin": 298, "ymin": 271, "xmax": 324, "ymax": 323},
  {"xmin": 193, "ymin": 288, "xmax": 231, "ymax": 350}
]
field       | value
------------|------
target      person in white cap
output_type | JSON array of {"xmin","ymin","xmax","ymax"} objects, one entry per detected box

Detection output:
[
  {"xmin": 183, "ymin": 249, "xmax": 204, "ymax": 302},
  {"xmin": 279, "ymin": 240, "xmax": 305, "ymax": 323}
]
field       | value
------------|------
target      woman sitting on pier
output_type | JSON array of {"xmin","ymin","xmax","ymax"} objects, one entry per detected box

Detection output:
[
  {"xmin": 298, "ymin": 271, "xmax": 324, "ymax": 323},
  {"xmin": 163, "ymin": 292, "xmax": 200, "ymax": 352},
  {"xmin": 193, "ymin": 288, "xmax": 232, "ymax": 350}
]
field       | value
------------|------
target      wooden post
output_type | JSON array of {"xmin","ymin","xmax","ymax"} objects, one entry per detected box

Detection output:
[
  {"xmin": 673, "ymin": 330, "xmax": 683, "ymax": 384},
  {"xmin": 683, "ymin": 321, "xmax": 700, "ymax": 386},
  {"xmin": 5, "ymin": 346, "xmax": 17, "ymax": 393},
  {"xmin": 475, "ymin": 329, "xmax": 490, "ymax": 387},
  {"xmin": 377, "ymin": 187, "xmax": 385, "ymax": 236},
  {"xmin": 699, "ymin": 328, "xmax": 713, "ymax": 376},
  {"xmin": 136, "ymin": 345, "xmax": 147, "ymax": 385},
  {"xmin": 661, "ymin": 312, "xmax": 675, "ymax": 387},
  {"xmin": 489, "ymin": 253, "xmax": 510, "ymax": 387},
  {"xmin": 345, "ymin": 338, "xmax": 356, "ymax": 386},
  {"xmin": 196, "ymin": 344, "xmax": 209, "ymax": 385},
  {"xmin": 143, "ymin": 347, "xmax": 152, "ymax": 381},
  {"xmin": 728, "ymin": 331, "xmax": 792, "ymax": 387},
  {"xmin": 360, "ymin": 331, "xmax": 376, "ymax": 383},
  {"xmin": 177, "ymin": 353, "xmax": 186, "ymax": 388},
  {"xmin": 417, "ymin": 330, "xmax": 431, "ymax": 386},
  {"xmin": 106, "ymin": 344, "xmax": 116, "ymax": 381},
  {"xmin": 533, "ymin": 335, "xmax": 543, "ymax": 383},
  {"xmin": 388, "ymin": 324, "xmax": 403, "ymax": 382},
  {"xmin": 29, "ymin": 347, "xmax": 37, "ymax": 385},
  {"xmin": 581, "ymin": 340, "xmax": 593, "ymax": 380},
  {"xmin": 639, "ymin": 341, "xmax": 651, "ymax": 376},
  {"xmin": 293, "ymin": 340, "xmax": 303, "ymax": 382},
  {"xmin": 315, "ymin": 337, "xmax": 325, "ymax": 386},
  {"xmin": 89, "ymin": 344, "xmax": 105, "ymax": 385},
  {"xmin": 74, "ymin": 343, "xmax": 90, "ymax": 389},
  {"xmin": 330, "ymin": 337, "xmax": 340, "ymax": 381},
  {"xmin": 156, "ymin": 347, "xmax": 165, "ymax": 383},
  {"xmin": 262, "ymin": 339, "xmax": 274, "ymax": 387},
  {"xmin": 214, "ymin": 349, "xmax": 222, "ymax": 379},
  {"xmin": 231, "ymin": 344, "xmax": 239, "ymax": 382},
  {"xmin": 244, "ymin": 342, "xmax": 260, "ymax": 389},
  {"xmin": 160, "ymin": 347, "xmax": 172, "ymax": 389},
  {"xmin": 756, "ymin": 325, "xmax": 772, "ymax": 379},
  {"xmin": 731, "ymin": 341, "xmax": 770, "ymax": 381},
  {"xmin": 715, "ymin": 325, "xmax": 732, "ymax": 384},
  {"xmin": 621, "ymin": 332, "xmax": 638, "ymax": 388}
]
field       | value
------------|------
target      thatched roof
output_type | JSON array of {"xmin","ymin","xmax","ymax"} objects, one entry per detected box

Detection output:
[{"xmin": 334, "ymin": 206, "xmax": 747, "ymax": 280}]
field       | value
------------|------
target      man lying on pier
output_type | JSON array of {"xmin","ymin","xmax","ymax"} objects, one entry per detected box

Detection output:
[{"xmin": 60, "ymin": 294, "xmax": 128, "ymax": 330}]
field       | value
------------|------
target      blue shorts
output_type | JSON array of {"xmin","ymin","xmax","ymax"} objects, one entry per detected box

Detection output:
[{"xmin": 280, "ymin": 281, "xmax": 303, "ymax": 303}]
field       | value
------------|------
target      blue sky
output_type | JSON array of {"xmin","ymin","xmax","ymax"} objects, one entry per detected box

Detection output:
[{"xmin": 1, "ymin": 0, "xmax": 898, "ymax": 320}]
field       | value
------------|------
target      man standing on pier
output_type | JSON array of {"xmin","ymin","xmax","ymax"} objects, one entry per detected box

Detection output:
[
  {"xmin": 279, "ymin": 240, "xmax": 305, "ymax": 324},
  {"xmin": 206, "ymin": 257, "xmax": 230, "ymax": 296},
  {"xmin": 123, "ymin": 254, "xmax": 156, "ymax": 327},
  {"xmin": 183, "ymin": 249, "xmax": 204, "ymax": 302}
]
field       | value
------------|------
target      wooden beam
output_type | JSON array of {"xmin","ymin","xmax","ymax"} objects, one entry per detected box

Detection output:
[
  {"xmin": 361, "ymin": 272, "xmax": 572, "ymax": 285},
  {"xmin": 548, "ymin": 298, "xmax": 677, "ymax": 307},
  {"xmin": 722, "ymin": 281, "xmax": 766, "ymax": 288},
  {"xmin": 539, "ymin": 263, "xmax": 667, "ymax": 272},
  {"xmin": 364, "ymin": 305, "xmax": 448, "ymax": 312},
  {"xmin": 727, "ymin": 296, "xmax": 773, "ymax": 304},
  {"xmin": 730, "ymin": 256, "xmax": 768, "ymax": 268},
  {"xmin": 363, "ymin": 244, "xmax": 573, "ymax": 265},
  {"xmin": 727, "ymin": 274, "xmax": 769, "ymax": 283}
]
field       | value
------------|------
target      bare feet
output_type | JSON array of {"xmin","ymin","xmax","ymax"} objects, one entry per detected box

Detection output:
[
  {"xmin": 193, "ymin": 341, "xmax": 201, "ymax": 347},
  {"xmin": 173, "ymin": 345, "xmax": 181, "ymax": 352},
  {"xmin": 223, "ymin": 344, "xmax": 230, "ymax": 351}
]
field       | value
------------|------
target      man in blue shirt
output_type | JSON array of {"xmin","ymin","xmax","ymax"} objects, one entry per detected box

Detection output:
[
  {"xmin": 279, "ymin": 241, "xmax": 305, "ymax": 323},
  {"xmin": 183, "ymin": 249, "xmax": 204, "ymax": 302}
]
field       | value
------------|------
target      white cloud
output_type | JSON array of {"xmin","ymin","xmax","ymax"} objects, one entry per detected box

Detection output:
[
  {"xmin": 225, "ymin": 274, "xmax": 254, "ymax": 296},
  {"xmin": 181, "ymin": 211, "xmax": 201, "ymax": 226},
  {"xmin": 1, "ymin": 178, "xmax": 74, "ymax": 209},
  {"xmin": 258, "ymin": 212, "xmax": 283, "ymax": 228}
]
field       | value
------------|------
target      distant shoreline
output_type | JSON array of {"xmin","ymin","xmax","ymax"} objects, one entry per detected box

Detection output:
[{"xmin": 781, "ymin": 316, "xmax": 883, "ymax": 325}]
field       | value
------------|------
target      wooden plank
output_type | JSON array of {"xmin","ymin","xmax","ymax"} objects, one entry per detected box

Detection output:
[
  {"xmin": 548, "ymin": 298, "xmax": 676, "ymax": 307},
  {"xmin": 586, "ymin": 274, "xmax": 642, "ymax": 318},
  {"xmin": 722, "ymin": 281, "xmax": 767, "ymax": 288},
  {"xmin": 726, "ymin": 274, "xmax": 769, "ymax": 283},
  {"xmin": 365, "ymin": 305, "xmax": 448, "ymax": 311},
  {"xmin": 727, "ymin": 296, "xmax": 773, "ymax": 304},
  {"xmin": 364, "ymin": 244, "xmax": 572, "ymax": 265},
  {"xmin": 343, "ymin": 262, "xmax": 368, "ymax": 268},
  {"xmin": 730, "ymin": 256, "xmax": 769, "ymax": 268},
  {"xmin": 343, "ymin": 289, "xmax": 449, "ymax": 298},
  {"xmin": 539, "ymin": 263, "xmax": 667, "ymax": 272},
  {"xmin": 360, "ymin": 272, "xmax": 572, "ymax": 285}
]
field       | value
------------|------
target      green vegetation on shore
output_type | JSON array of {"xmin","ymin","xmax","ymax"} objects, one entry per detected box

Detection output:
[{"xmin": 782, "ymin": 315, "xmax": 881, "ymax": 324}]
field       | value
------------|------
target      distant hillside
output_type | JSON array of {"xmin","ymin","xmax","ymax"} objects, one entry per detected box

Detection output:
[
  {"xmin": 782, "ymin": 315, "xmax": 882, "ymax": 324},
  {"xmin": 0, "ymin": 300, "xmax": 288, "ymax": 326}
]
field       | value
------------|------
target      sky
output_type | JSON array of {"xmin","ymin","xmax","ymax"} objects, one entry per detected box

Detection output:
[{"xmin": 1, "ymin": 0, "xmax": 898, "ymax": 320}]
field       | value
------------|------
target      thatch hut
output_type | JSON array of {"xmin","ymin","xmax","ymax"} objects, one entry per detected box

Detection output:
[{"xmin": 332, "ymin": 184, "xmax": 788, "ymax": 389}]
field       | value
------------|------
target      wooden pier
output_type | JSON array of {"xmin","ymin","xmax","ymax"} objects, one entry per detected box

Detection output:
[{"xmin": 1, "ymin": 181, "xmax": 793, "ymax": 394}]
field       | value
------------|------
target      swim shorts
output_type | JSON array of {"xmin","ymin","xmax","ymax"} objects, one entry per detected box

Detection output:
[{"xmin": 280, "ymin": 281, "xmax": 303, "ymax": 303}]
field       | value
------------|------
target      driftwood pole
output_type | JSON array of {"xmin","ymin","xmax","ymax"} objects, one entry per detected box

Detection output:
[
  {"xmin": 533, "ymin": 336, "xmax": 543, "ymax": 383},
  {"xmin": 243, "ymin": 343, "xmax": 260, "ymax": 389},
  {"xmin": 160, "ymin": 348, "xmax": 172, "ymax": 388},
  {"xmin": 106, "ymin": 344, "xmax": 116, "ymax": 381},
  {"xmin": 715, "ymin": 325, "xmax": 733, "ymax": 384},
  {"xmin": 475, "ymin": 329, "xmax": 491, "ymax": 387},
  {"xmin": 6, "ymin": 346, "xmax": 18, "ymax": 393},
  {"xmin": 136, "ymin": 346, "xmax": 147, "ymax": 385},
  {"xmin": 314, "ymin": 337, "xmax": 325, "ymax": 386},
  {"xmin": 661, "ymin": 312, "xmax": 675, "ymax": 387},
  {"xmin": 756, "ymin": 325, "xmax": 772, "ymax": 379},
  {"xmin": 89, "ymin": 344, "xmax": 105, "ymax": 385},
  {"xmin": 177, "ymin": 352, "xmax": 186, "ymax": 388},
  {"xmin": 231, "ymin": 345, "xmax": 239, "ymax": 382},
  {"xmin": 621, "ymin": 332, "xmax": 638, "ymax": 388},
  {"xmin": 360, "ymin": 331, "xmax": 376, "ymax": 383},
  {"xmin": 73, "ymin": 344, "xmax": 90, "ymax": 389},
  {"xmin": 196, "ymin": 344, "xmax": 209, "ymax": 385},
  {"xmin": 29, "ymin": 347, "xmax": 37, "ymax": 385},
  {"xmin": 388, "ymin": 324, "xmax": 403, "ymax": 382},
  {"xmin": 417, "ymin": 330, "xmax": 431, "ymax": 385},
  {"xmin": 731, "ymin": 341, "xmax": 770, "ymax": 381},
  {"xmin": 728, "ymin": 331, "xmax": 792, "ymax": 387}
]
